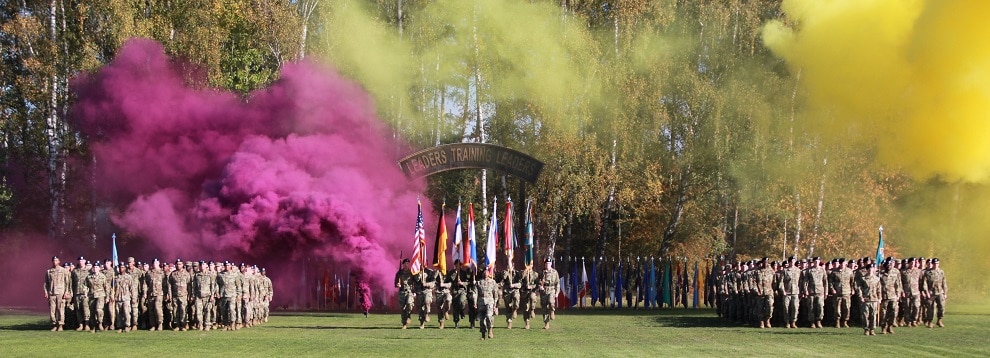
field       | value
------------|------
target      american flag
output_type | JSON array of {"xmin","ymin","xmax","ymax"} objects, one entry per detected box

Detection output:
[{"xmin": 411, "ymin": 199, "xmax": 426, "ymax": 274}]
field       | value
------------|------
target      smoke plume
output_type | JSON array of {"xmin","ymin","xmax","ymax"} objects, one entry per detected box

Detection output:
[{"xmin": 71, "ymin": 38, "xmax": 428, "ymax": 300}]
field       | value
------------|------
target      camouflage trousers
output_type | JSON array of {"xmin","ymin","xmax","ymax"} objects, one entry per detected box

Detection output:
[
  {"xmin": 88, "ymin": 297, "xmax": 106, "ymax": 329},
  {"xmin": 130, "ymin": 297, "xmax": 139, "ymax": 327},
  {"xmin": 503, "ymin": 289, "xmax": 520, "ymax": 323},
  {"xmin": 240, "ymin": 298, "xmax": 253, "ymax": 324},
  {"xmin": 860, "ymin": 301, "xmax": 878, "ymax": 331},
  {"xmin": 808, "ymin": 294, "xmax": 825, "ymax": 322},
  {"xmin": 833, "ymin": 295, "xmax": 852, "ymax": 324},
  {"xmin": 194, "ymin": 297, "xmax": 213, "ymax": 327},
  {"xmin": 148, "ymin": 296, "xmax": 164, "ymax": 327},
  {"xmin": 520, "ymin": 290, "xmax": 538, "ymax": 322},
  {"xmin": 541, "ymin": 289, "xmax": 557, "ymax": 323},
  {"xmin": 398, "ymin": 290, "xmax": 414, "ymax": 325},
  {"xmin": 74, "ymin": 294, "xmax": 90, "ymax": 328},
  {"xmin": 172, "ymin": 297, "xmax": 188, "ymax": 327},
  {"xmin": 477, "ymin": 302, "xmax": 495, "ymax": 337},
  {"xmin": 757, "ymin": 295, "xmax": 774, "ymax": 321},
  {"xmin": 115, "ymin": 300, "xmax": 132, "ymax": 329},
  {"xmin": 435, "ymin": 290, "xmax": 452, "ymax": 323},
  {"xmin": 219, "ymin": 297, "xmax": 236, "ymax": 325},
  {"xmin": 880, "ymin": 299, "xmax": 898, "ymax": 327},
  {"xmin": 48, "ymin": 295, "xmax": 66, "ymax": 325},
  {"xmin": 782, "ymin": 295, "xmax": 800, "ymax": 323},
  {"xmin": 451, "ymin": 289, "xmax": 467, "ymax": 324},
  {"xmin": 415, "ymin": 290, "xmax": 433, "ymax": 324},
  {"xmin": 925, "ymin": 294, "xmax": 946, "ymax": 321},
  {"xmin": 905, "ymin": 295, "xmax": 921, "ymax": 323}
]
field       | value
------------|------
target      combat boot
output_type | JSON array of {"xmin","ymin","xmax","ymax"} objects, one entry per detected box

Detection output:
[
  {"xmin": 506, "ymin": 320, "xmax": 512, "ymax": 329},
  {"xmin": 57, "ymin": 325, "xmax": 63, "ymax": 331},
  {"xmin": 936, "ymin": 318, "xmax": 944, "ymax": 327},
  {"xmin": 843, "ymin": 320, "xmax": 850, "ymax": 328},
  {"xmin": 157, "ymin": 323, "xmax": 163, "ymax": 331},
  {"xmin": 863, "ymin": 329, "xmax": 869, "ymax": 336},
  {"xmin": 765, "ymin": 320, "xmax": 772, "ymax": 328},
  {"xmin": 439, "ymin": 321, "xmax": 444, "ymax": 329},
  {"xmin": 887, "ymin": 325, "xmax": 894, "ymax": 334},
  {"xmin": 759, "ymin": 321, "xmax": 765, "ymax": 329},
  {"xmin": 51, "ymin": 325, "xmax": 58, "ymax": 332},
  {"xmin": 543, "ymin": 321, "xmax": 550, "ymax": 329},
  {"xmin": 488, "ymin": 330, "xmax": 493, "ymax": 339},
  {"xmin": 869, "ymin": 329, "xmax": 876, "ymax": 336},
  {"xmin": 524, "ymin": 320, "xmax": 531, "ymax": 329},
  {"xmin": 75, "ymin": 325, "xmax": 83, "ymax": 331},
  {"xmin": 419, "ymin": 322, "xmax": 425, "ymax": 329}
]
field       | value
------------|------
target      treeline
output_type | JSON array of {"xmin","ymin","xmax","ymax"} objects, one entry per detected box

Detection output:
[{"xmin": 0, "ymin": 1, "xmax": 955, "ymax": 270}]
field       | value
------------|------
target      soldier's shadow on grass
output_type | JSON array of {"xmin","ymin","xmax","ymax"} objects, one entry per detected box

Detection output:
[
  {"xmin": 651, "ymin": 314, "xmax": 738, "ymax": 328},
  {"xmin": 0, "ymin": 320, "xmax": 50, "ymax": 331},
  {"xmin": 277, "ymin": 325, "xmax": 389, "ymax": 330}
]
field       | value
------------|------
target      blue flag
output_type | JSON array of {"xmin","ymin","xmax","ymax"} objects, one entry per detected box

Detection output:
[
  {"xmin": 111, "ymin": 233, "xmax": 119, "ymax": 267},
  {"xmin": 615, "ymin": 262, "xmax": 623, "ymax": 308},
  {"xmin": 876, "ymin": 226, "xmax": 885, "ymax": 264},
  {"xmin": 590, "ymin": 259, "xmax": 598, "ymax": 303}
]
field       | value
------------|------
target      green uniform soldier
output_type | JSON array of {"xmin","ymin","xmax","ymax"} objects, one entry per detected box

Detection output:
[
  {"xmin": 451, "ymin": 261, "xmax": 476, "ymax": 328},
  {"xmin": 44, "ymin": 256, "xmax": 71, "ymax": 331},
  {"xmin": 879, "ymin": 259, "xmax": 902, "ymax": 334},
  {"xmin": 901, "ymin": 258, "xmax": 922, "ymax": 326},
  {"xmin": 801, "ymin": 257, "xmax": 829, "ymax": 328},
  {"xmin": 754, "ymin": 259, "xmax": 775, "ymax": 329},
  {"xmin": 414, "ymin": 267, "xmax": 436, "ymax": 329},
  {"xmin": 192, "ymin": 261, "xmax": 217, "ymax": 330},
  {"xmin": 920, "ymin": 258, "xmax": 947, "ymax": 328},
  {"xmin": 85, "ymin": 262, "xmax": 111, "ymax": 332},
  {"xmin": 476, "ymin": 266, "xmax": 498, "ymax": 340},
  {"xmin": 394, "ymin": 258, "xmax": 415, "ymax": 329},
  {"xmin": 829, "ymin": 258, "xmax": 855, "ymax": 328},
  {"xmin": 169, "ymin": 260, "xmax": 192, "ymax": 330},
  {"xmin": 112, "ymin": 265, "xmax": 134, "ymax": 332},
  {"xmin": 779, "ymin": 258, "xmax": 802, "ymax": 328},
  {"xmin": 145, "ymin": 259, "xmax": 167, "ymax": 331},
  {"xmin": 539, "ymin": 258, "xmax": 560, "ymax": 329},
  {"xmin": 519, "ymin": 264, "xmax": 540, "ymax": 329},
  {"xmin": 435, "ymin": 264, "xmax": 453, "ymax": 329},
  {"xmin": 856, "ymin": 264, "xmax": 881, "ymax": 336},
  {"xmin": 499, "ymin": 267, "xmax": 521, "ymax": 329},
  {"xmin": 71, "ymin": 257, "xmax": 91, "ymax": 331}
]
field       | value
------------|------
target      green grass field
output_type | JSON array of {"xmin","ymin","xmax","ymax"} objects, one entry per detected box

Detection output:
[{"xmin": 3, "ymin": 306, "xmax": 988, "ymax": 357}]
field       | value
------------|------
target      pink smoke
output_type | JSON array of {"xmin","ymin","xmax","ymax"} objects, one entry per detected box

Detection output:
[
  {"xmin": 70, "ymin": 38, "xmax": 429, "ymax": 301},
  {"xmin": 357, "ymin": 281, "xmax": 372, "ymax": 314}
]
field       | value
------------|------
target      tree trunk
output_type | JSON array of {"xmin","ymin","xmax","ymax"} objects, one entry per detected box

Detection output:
[
  {"xmin": 659, "ymin": 166, "xmax": 690, "ymax": 255},
  {"xmin": 46, "ymin": 0, "xmax": 63, "ymax": 239},
  {"xmin": 808, "ymin": 156, "xmax": 827, "ymax": 257}
]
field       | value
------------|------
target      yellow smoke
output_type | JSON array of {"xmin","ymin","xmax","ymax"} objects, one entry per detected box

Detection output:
[
  {"xmin": 764, "ymin": 0, "xmax": 990, "ymax": 299},
  {"xmin": 763, "ymin": 0, "xmax": 990, "ymax": 182}
]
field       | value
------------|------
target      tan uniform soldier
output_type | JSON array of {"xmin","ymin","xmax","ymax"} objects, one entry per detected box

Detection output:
[
  {"xmin": 856, "ymin": 264, "xmax": 882, "ymax": 336},
  {"xmin": 920, "ymin": 258, "xmax": 947, "ymax": 328},
  {"xmin": 801, "ymin": 258, "xmax": 829, "ymax": 328},
  {"xmin": 539, "ymin": 258, "xmax": 560, "ymax": 329},
  {"xmin": 44, "ymin": 256, "xmax": 71, "ymax": 331},
  {"xmin": 394, "ymin": 259, "xmax": 415, "ymax": 329},
  {"xmin": 145, "ymin": 259, "xmax": 167, "ymax": 331},
  {"xmin": 85, "ymin": 263, "xmax": 111, "ymax": 332},
  {"xmin": 71, "ymin": 257, "xmax": 91, "ymax": 331},
  {"xmin": 476, "ymin": 266, "xmax": 498, "ymax": 340},
  {"xmin": 112, "ymin": 265, "xmax": 135, "ymax": 332},
  {"xmin": 879, "ymin": 260, "xmax": 902, "ymax": 334},
  {"xmin": 828, "ymin": 259, "xmax": 855, "ymax": 328},
  {"xmin": 169, "ymin": 260, "xmax": 192, "ymax": 330},
  {"xmin": 519, "ymin": 264, "xmax": 540, "ymax": 329}
]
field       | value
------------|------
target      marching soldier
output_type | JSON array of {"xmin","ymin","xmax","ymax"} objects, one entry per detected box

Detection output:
[
  {"xmin": 85, "ymin": 262, "xmax": 111, "ymax": 332},
  {"xmin": 499, "ymin": 266, "xmax": 521, "ymax": 329},
  {"xmin": 145, "ymin": 259, "xmax": 167, "ymax": 331},
  {"xmin": 435, "ymin": 264, "xmax": 453, "ymax": 329},
  {"xmin": 856, "ymin": 264, "xmax": 881, "ymax": 336},
  {"xmin": 829, "ymin": 258, "xmax": 855, "ymax": 328},
  {"xmin": 539, "ymin": 258, "xmax": 560, "ymax": 329},
  {"xmin": 44, "ymin": 256, "xmax": 71, "ymax": 331},
  {"xmin": 394, "ymin": 258, "xmax": 415, "ymax": 329},
  {"xmin": 920, "ymin": 258, "xmax": 947, "ymax": 328},
  {"xmin": 259, "ymin": 268, "xmax": 273, "ymax": 323},
  {"xmin": 112, "ymin": 264, "xmax": 134, "ymax": 332},
  {"xmin": 169, "ymin": 259, "xmax": 192, "ymax": 331},
  {"xmin": 71, "ymin": 257, "xmax": 91, "ymax": 331},
  {"xmin": 879, "ymin": 259, "xmax": 902, "ymax": 334},
  {"xmin": 192, "ymin": 261, "xmax": 217, "ymax": 330},
  {"xmin": 779, "ymin": 258, "xmax": 802, "ymax": 328},
  {"xmin": 476, "ymin": 265, "xmax": 498, "ymax": 340},
  {"xmin": 414, "ymin": 266, "xmax": 436, "ymax": 329},
  {"xmin": 901, "ymin": 258, "xmax": 923, "ymax": 327},
  {"xmin": 519, "ymin": 262, "xmax": 540, "ymax": 329},
  {"xmin": 754, "ymin": 258, "xmax": 775, "ymax": 328},
  {"xmin": 801, "ymin": 257, "xmax": 829, "ymax": 328}
]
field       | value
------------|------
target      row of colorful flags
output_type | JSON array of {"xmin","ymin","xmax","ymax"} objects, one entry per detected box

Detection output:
[{"xmin": 410, "ymin": 197, "xmax": 536, "ymax": 275}]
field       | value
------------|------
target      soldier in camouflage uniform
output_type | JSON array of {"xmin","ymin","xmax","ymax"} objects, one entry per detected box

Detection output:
[
  {"xmin": 414, "ymin": 267, "xmax": 436, "ymax": 329},
  {"xmin": 260, "ymin": 268, "xmax": 273, "ymax": 323},
  {"xmin": 920, "ymin": 258, "xmax": 947, "ymax": 328},
  {"xmin": 45, "ymin": 256, "xmax": 71, "ymax": 331},
  {"xmin": 754, "ymin": 259, "xmax": 775, "ymax": 328},
  {"xmin": 217, "ymin": 262, "xmax": 240, "ymax": 330},
  {"xmin": 476, "ymin": 265, "xmax": 498, "ymax": 340},
  {"xmin": 778, "ymin": 258, "xmax": 802, "ymax": 328},
  {"xmin": 192, "ymin": 261, "xmax": 217, "ymax": 330},
  {"xmin": 801, "ymin": 257, "xmax": 829, "ymax": 328},
  {"xmin": 499, "ymin": 266, "xmax": 521, "ymax": 328},
  {"xmin": 71, "ymin": 257, "xmax": 91, "ymax": 331},
  {"xmin": 394, "ymin": 258, "xmax": 415, "ymax": 329},
  {"xmin": 145, "ymin": 259, "xmax": 168, "ymax": 331},
  {"xmin": 879, "ymin": 259, "xmax": 902, "ymax": 334},
  {"xmin": 450, "ymin": 261, "xmax": 475, "ymax": 329},
  {"xmin": 112, "ymin": 265, "xmax": 134, "ymax": 332},
  {"xmin": 856, "ymin": 263, "xmax": 881, "ymax": 336},
  {"xmin": 169, "ymin": 260, "xmax": 192, "ymax": 331},
  {"xmin": 100, "ymin": 260, "xmax": 116, "ymax": 331},
  {"xmin": 829, "ymin": 258, "xmax": 855, "ymax": 328},
  {"xmin": 85, "ymin": 262, "xmax": 111, "ymax": 332},
  {"xmin": 435, "ymin": 264, "xmax": 453, "ymax": 329},
  {"xmin": 519, "ymin": 263, "xmax": 540, "ymax": 329},
  {"xmin": 238, "ymin": 264, "xmax": 255, "ymax": 328},
  {"xmin": 539, "ymin": 258, "xmax": 560, "ymax": 329},
  {"xmin": 900, "ymin": 257, "xmax": 922, "ymax": 327},
  {"xmin": 127, "ymin": 259, "xmax": 145, "ymax": 329}
]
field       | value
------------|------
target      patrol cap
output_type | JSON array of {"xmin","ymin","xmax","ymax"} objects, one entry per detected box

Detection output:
[
  {"xmin": 932, "ymin": 258, "xmax": 939, "ymax": 263},
  {"xmin": 401, "ymin": 258, "xmax": 410, "ymax": 264},
  {"xmin": 261, "ymin": 268, "xmax": 266, "ymax": 273},
  {"xmin": 545, "ymin": 257, "xmax": 553, "ymax": 263},
  {"xmin": 78, "ymin": 256, "xmax": 85, "ymax": 261},
  {"xmin": 52, "ymin": 255, "xmax": 59, "ymax": 260}
]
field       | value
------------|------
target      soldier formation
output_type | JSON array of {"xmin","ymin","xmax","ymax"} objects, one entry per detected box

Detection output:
[
  {"xmin": 712, "ymin": 256, "xmax": 948, "ymax": 336},
  {"xmin": 394, "ymin": 257, "xmax": 560, "ymax": 340},
  {"xmin": 43, "ymin": 255, "xmax": 274, "ymax": 332}
]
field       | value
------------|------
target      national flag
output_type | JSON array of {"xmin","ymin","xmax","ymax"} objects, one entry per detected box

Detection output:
[
  {"xmin": 433, "ymin": 203, "xmax": 449, "ymax": 273},
  {"xmin": 452, "ymin": 201, "xmax": 463, "ymax": 264},
  {"xmin": 468, "ymin": 203, "xmax": 477, "ymax": 267},
  {"xmin": 650, "ymin": 258, "xmax": 658, "ymax": 307},
  {"xmin": 557, "ymin": 277, "xmax": 570, "ymax": 309},
  {"xmin": 485, "ymin": 197, "xmax": 498, "ymax": 275},
  {"xmin": 876, "ymin": 226, "xmax": 885, "ymax": 264},
  {"xmin": 570, "ymin": 260, "xmax": 578, "ymax": 307},
  {"xmin": 615, "ymin": 261, "xmax": 623, "ymax": 308},
  {"xmin": 524, "ymin": 199, "xmax": 534, "ymax": 267},
  {"xmin": 410, "ymin": 199, "xmax": 426, "ymax": 274},
  {"xmin": 579, "ymin": 259, "xmax": 590, "ymax": 307},
  {"xmin": 692, "ymin": 261, "xmax": 699, "ymax": 309},
  {"xmin": 662, "ymin": 259, "xmax": 672, "ymax": 307},
  {"xmin": 503, "ymin": 199, "xmax": 515, "ymax": 271},
  {"xmin": 111, "ymin": 233, "xmax": 119, "ymax": 267},
  {"xmin": 590, "ymin": 258, "xmax": 599, "ymax": 304}
]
